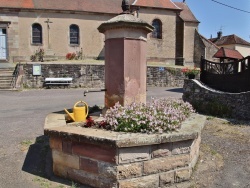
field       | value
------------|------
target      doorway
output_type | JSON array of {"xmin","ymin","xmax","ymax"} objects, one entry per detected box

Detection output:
[{"xmin": 0, "ymin": 28, "xmax": 7, "ymax": 60}]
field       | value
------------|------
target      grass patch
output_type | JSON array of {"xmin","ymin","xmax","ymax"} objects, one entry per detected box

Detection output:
[
  {"xmin": 33, "ymin": 177, "xmax": 51, "ymax": 188},
  {"xmin": 20, "ymin": 139, "xmax": 34, "ymax": 151}
]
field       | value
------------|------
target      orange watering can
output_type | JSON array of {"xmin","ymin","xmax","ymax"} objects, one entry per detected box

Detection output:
[{"xmin": 64, "ymin": 101, "xmax": 88, "ymax": 122}]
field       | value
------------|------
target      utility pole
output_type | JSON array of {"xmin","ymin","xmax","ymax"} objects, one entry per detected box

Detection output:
[{"xmin": 44, "ymin": 18, "xmax": 53, "ymax": 49}]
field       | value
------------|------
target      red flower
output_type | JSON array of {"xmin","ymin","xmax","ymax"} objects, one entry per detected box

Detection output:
[
  {"xmin": 98, "ymin": 121, "xmax": 107, "ymax": 128},
  {"xmin": 85, "ymin": 116, "xmax": 94, "ymax": 127}
]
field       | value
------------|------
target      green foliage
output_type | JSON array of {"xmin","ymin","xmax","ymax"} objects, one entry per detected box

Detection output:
[
  {"xmin": 33, "ymin": 177, "xmax": 51, "ymax": 188},
  {"xmin": 71, "ymin": 182, "xmax": 79, "ymax": 188},
  {"xmin": 30, "ymin": 48, "xmax": 44, "ymax": 62},
  {"xmin": 181, "ymin": 67, "xmax": 200, "ymax": 77},
  {"xmin": 191, "ymin": 99, "xmax": 232, "ymax": 118},
  {"xmin": 167, "ymin": 68, "xmax": 177, "ymax": 75}
]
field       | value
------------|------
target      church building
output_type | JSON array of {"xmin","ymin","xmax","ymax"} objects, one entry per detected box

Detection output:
[{"xmin": 0, "ymin": 0, "xmax": 199, "ymax": 65}]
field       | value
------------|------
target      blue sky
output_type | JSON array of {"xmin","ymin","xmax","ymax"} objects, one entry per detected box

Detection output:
[{"xmin": 175, "ymin": 0, "xmax": 250, "ymax": 41}]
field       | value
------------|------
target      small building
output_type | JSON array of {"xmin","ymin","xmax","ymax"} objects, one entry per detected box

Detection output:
[
  {"xmin": 213, "ymin": 47, "xmax": 243, "ymax": 63},
  {"xmin": 209, "ymin": 31, "xmax": 250, "ymax": 57}
]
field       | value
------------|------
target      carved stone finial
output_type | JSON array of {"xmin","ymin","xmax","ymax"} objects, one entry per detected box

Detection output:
[{"xmin": 121, "ymin": 0, "xmax": 130, "ymax": 12}]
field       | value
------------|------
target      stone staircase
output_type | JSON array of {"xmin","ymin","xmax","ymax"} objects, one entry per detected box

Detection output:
[{"xmin": 0, "ymin": 67, "xmax": 14, "ymax": 90}]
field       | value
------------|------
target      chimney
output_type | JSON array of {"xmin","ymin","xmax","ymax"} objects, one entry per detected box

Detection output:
[{"xmin": 217, "ymin": 31, "xmax": 222, "ymax": 39}]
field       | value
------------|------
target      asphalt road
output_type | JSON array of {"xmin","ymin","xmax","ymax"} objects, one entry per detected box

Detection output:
[{"xmin": 0, "ymin": 87, "xmax": 183, "ymax": 188}]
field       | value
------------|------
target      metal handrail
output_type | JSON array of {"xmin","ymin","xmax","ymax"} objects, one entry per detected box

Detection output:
[{"xmin": 11, "ymin": 62, "xmax": 21, "ymax": 88}]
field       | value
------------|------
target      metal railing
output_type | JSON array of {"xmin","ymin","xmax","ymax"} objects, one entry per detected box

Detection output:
[
  {"xmin": 200, "ymin": 56, "xmax": 250, "ymax": 93},
  {"xmin": 11, "ymin": 62, "xmax": 21, "ymax": 88}
]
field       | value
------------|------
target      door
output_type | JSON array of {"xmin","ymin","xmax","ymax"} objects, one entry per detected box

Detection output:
[{"xmin": 0, "ymin": 28, "xmax": 7, "ymax": 60}]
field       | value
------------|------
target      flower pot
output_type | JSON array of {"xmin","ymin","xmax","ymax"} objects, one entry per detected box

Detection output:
[{"xmin": 188, "ymin": 74, "xmax": 195, "ymax": 79}]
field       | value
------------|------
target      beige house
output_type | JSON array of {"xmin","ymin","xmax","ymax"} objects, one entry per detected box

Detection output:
[
  {"xmin": 209, "ymin": 32, "xmax": 250, "ymax": 58},
  {"xmin": 0, "ymin": 0, "xmax": 199, "ymax": 65}
]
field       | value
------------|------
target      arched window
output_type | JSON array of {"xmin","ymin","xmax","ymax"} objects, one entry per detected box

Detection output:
[
  {"xmin": 70, "ymin": 24, "xmax": 79, "ymax": 45},
  {"xmin": 152, "ymin": 19, "xmax": 162, "ymax": 39},
  {"xmin": 32, "ymin": 23, "xmax": 42, "ymax": 44}
]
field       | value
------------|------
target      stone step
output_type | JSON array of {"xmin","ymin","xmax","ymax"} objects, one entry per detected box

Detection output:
[
  {"xmin": 0, "ymin": 88, "xmax": 17, "ymax": 91},
  {"xmin": 0, "ymin": 85, "xmax": 13, "ymax": 89},
  {"xmin": 0, "ymin": 71, "xmax": 13, "ymax": 75},
  {"xmin": 0, "ymin": 80, "xmax": 12, "ymax": 84},
  {"xmin": 0, "ymin": 76, "xmax": 13, "ymax": 79},
  {"xmin": 0, "ymin": 68, "xmax": 14, "ymax": 76},
  {"xmin": 0, "ymin": 67, "xmax": 16, "ymax": 90}
]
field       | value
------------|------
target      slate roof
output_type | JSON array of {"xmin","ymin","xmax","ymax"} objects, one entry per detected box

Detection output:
[
  {"xmin": 213, "ymin": 47, "xmax": 243, "ymax": 59},
  {"xmin": 174, "ymin": 2, "xmax": 199, "ymax": 23},
  {"xmin": 210, "ymin": 34, "xmax": 250, "ymax": 46}
]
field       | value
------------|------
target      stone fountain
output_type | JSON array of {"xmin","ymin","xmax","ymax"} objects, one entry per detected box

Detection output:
[{"xmin": 44, "ymin": 1, "xmax": 206, "ymax": 187}]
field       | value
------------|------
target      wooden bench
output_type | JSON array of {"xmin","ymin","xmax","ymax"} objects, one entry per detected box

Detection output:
[{"xmin": 45, "ymin": 78, "xmax": 73, "ymax": 88}]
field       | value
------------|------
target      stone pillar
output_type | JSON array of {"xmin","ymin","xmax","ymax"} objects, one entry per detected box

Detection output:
[{"xmin": 98, "ymin": 14, "xmax": 153, "ymax": 108}]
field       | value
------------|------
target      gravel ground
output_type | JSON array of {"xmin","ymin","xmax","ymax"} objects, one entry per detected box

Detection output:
[
  {"xmin": 191, "ymin": 118, "xmax": 250, "ymax": 188},
  {"xmin": 0, "ymin": 88, "xmax": 249, "ymax": 188}
]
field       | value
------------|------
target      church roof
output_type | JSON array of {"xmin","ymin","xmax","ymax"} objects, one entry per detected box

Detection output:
[
  {"xmin": 210, "ymin": 34, "xmax": 250, "ymax": 46},
  {"xmin": 0, "ymin": 0, "xmax": 122, "ymax": 14},
  {"xmin": 213, "ymin": 47, "xmax": 243, "ymax": 59},
  {"xmin": 0, "ymin": 0, "xmax": 182, "ymax": 14},
  {"xmin": 132, "ymin": 0, "xmax": 180, "ymax": 10},
  {"xmin": 174, "ymin": 2, "xmax": 199, "ymax": 23}
]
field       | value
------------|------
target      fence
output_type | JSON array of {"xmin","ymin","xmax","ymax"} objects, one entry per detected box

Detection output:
[{"xmin": 200, "ymin": 56, "xmax": 250, "ymax": 93}]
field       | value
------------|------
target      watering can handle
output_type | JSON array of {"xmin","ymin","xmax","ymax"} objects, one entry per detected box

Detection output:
[{"xmin": 74, "ymin": 101, "xmax": 88, "ymax": 118}]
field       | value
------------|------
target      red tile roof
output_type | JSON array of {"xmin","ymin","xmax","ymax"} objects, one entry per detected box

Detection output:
[
  {"xmin": 174, "ymin": 2, "xmax": 199, "ymax": 23},
  {"xmin": 0, "ymin": 0, "xmax": 34, "ymax": 8},
  {"xmin": 132, "ymin": 0, "xmax": 180, "ymax": 10},
  {"xmin": 210, "ymin": 34, "xmax": 250, "ymax": 46},
  {"xmin": 0, "ymin": 0, "xmax": 122, "ymax": 14},
  {"xmin": 0, "ymin": 0, "xmax": 197, "ymax": 19},
  {"xmin": 213, "ymin": 47, "xmax": 243, "ymax": 59}
]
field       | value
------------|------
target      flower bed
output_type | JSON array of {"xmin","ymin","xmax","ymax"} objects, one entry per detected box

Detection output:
[
  {"xmin": 79, "ymin": 98, "xmax": 194, "ymax": 134},
  {"xmin": 44, "ymin": 112, "xmax": 206, "ymax": 188}
]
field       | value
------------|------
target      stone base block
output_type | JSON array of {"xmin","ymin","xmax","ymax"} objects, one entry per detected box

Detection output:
[{"xmin": 44, "ymin": 113, "xmax": 206, "ymax": 188}]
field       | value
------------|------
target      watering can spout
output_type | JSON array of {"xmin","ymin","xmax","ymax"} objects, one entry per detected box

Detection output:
[{"xmin": 64, "ymin": 101, "xmax": 89, "ymax": 122}]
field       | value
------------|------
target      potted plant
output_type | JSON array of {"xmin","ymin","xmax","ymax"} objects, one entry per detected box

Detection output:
[{"xmin": 181, "ymin": 67, "xmax": 200, "ymax": 79}]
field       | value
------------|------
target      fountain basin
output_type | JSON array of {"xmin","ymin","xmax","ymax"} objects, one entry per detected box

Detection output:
[{"xmin": 44, "ymin": 113, "xmax": 206, "ymax": 188}]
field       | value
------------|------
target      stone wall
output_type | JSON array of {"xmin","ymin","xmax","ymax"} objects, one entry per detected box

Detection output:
[
  {"xmin": 21, "ymin": 62, "xmax": 186, "ymax": 88},
  {"xmin": 183, "ymin": 22, "xmax": 198, "ymax": 66},
  {"xmin": 183, "ymin": 79, "xmax": 250, "ymax": 120},
  {"xmin": 138, "ymin": 8, "xmax": 177, "ymax": 65},
  {"xmin": 194, "ymin": 30, "xmax": 219, "ymax": 67},
  {"xmin": 44, "ymin": 113, "xmax": 206, "ymax": 188}
]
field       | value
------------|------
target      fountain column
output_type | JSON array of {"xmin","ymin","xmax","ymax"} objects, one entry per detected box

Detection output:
[{"xmin": 98, "ymin": 8, "xmax": 153, "ymax": 108}]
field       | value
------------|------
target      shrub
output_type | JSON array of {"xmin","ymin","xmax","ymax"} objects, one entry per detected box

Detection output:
[
  {"xmin": 181, "ymin": 67, "xmax": 200, "ymax": 77},
  {"xmin": 30, "ymin": 48, "xmax": 44, "ymax": 62},
  {"xmin": 104, "ymin": 98, "xmax": 194, "ymax": 133},
  {"xmin": 66, "ymin": 52, "xmax": 76, "ymax": 60}
]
